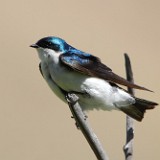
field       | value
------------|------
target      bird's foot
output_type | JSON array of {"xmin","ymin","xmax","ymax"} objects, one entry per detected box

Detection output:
[{"xmin": 65, "ymin": 92, "xmax": 79, "ymax": 104}]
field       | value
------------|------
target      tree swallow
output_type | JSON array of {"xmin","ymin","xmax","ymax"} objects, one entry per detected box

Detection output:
[{"xmin": 30, "ymin": 36, "xmax": 158, "ymax": 121}]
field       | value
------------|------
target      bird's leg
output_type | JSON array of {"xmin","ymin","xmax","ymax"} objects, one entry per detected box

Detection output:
[{"xmin": 65, "ymin": 92, "xmax": 79, "ymax": 104}]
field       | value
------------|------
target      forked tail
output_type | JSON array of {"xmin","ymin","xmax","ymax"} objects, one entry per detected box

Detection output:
[{"xmin": 120, "ymin": 98, "xmax": 158, "ymax": 121}]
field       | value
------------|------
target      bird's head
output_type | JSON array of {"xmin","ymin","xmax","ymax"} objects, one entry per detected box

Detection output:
[
  {"xmin": 30, "ymin": 36, "xmax": 69, "ymax": 52},
  {"xmin": 30, "ymin": 36, "xmax": 91, "ymax": 63},
  {"xmin": 30, "ymin": 36, "xmax": 71, "ymax": 61}
]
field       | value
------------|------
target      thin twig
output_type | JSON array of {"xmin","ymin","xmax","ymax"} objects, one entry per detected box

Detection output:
[
  {"xmin": 66, "ymin": 93, "xmax": 109, "ymax": 160},
  {"xmin": 123, "ymin": 53, "xmax": 134, "ymax": 160}
]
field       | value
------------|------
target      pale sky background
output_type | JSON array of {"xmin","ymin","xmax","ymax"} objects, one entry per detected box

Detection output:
[{"xmin": 0, "ymin": 0, "xmax": 159, "ymax": 160}]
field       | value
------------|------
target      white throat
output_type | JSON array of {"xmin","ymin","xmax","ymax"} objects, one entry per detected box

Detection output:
[{"xmin": 36, "ymin": 48, "xmax": 61, "ymax": 64}]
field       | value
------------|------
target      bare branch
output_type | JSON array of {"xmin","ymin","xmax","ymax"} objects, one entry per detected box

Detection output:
[
  {"xmin": 123, "ymin": 53, "xmax": 135, "ymax": 160},
  {"xmin": 66, "ymin": 93, "xmax": 109, "ymax": 160}
]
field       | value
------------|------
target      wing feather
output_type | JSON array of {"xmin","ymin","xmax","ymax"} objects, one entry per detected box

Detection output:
[{"xmin": 60, "ymin": 53, "xmax": 152, "ymax": 92}]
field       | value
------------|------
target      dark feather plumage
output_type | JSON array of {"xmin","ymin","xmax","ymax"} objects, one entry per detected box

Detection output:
[{"xmin": 60, "ymin": 53, "xmax": 152, "ymax": 92}]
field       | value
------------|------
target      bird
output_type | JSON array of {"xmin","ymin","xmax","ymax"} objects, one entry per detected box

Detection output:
[{"xmin": 30, "ymin": 36, "xmax": 158, "ymax": 121}]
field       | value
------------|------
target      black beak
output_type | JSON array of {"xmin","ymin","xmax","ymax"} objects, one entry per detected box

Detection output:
[{"xmin": 30, "ymin": 44, "xmax": 39, "ymax": 48}]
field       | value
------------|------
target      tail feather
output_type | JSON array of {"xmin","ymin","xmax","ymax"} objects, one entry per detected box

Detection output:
[{"xmin": 120, "ymin": 98, "xmax": 158, "ymax": 121}]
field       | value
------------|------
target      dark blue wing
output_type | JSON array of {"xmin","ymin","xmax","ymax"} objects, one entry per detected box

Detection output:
[
  {"xmin": 60, "ymin": 51, "xmax": 112, "ymax": 75},
  {"xmin": 60, "ymin": 51, "xmax": 151, "ymax": 91}
]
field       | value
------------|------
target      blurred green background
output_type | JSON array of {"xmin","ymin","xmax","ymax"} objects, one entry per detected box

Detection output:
[{"xmin": 0, "ymin": 0, "xmax": 159, "ymax": 159}]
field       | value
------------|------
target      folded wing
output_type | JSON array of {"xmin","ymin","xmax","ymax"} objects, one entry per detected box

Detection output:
[{"xmin": 60, "ymin": 52, "xmax": 152, "ymax": 92}]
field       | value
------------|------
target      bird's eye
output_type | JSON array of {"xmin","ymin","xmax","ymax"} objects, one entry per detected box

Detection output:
[
  {"xmin": 51, "ymin": 44, "xmax": 60, "ymax": 51},
  {"xmin": 45, "ymin": 42, "xmax": 60, "ymax": 51}
]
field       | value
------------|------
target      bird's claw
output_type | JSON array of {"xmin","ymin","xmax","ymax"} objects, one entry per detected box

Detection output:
[{"xmin": 65, "ymin": 92, "xmax": 79, "ymax": 104}]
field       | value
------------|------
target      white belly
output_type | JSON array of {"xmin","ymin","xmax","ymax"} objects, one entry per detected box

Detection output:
[{"xmin": 47, "ymin": 62, "xmax": 134, "ymax": 111}]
